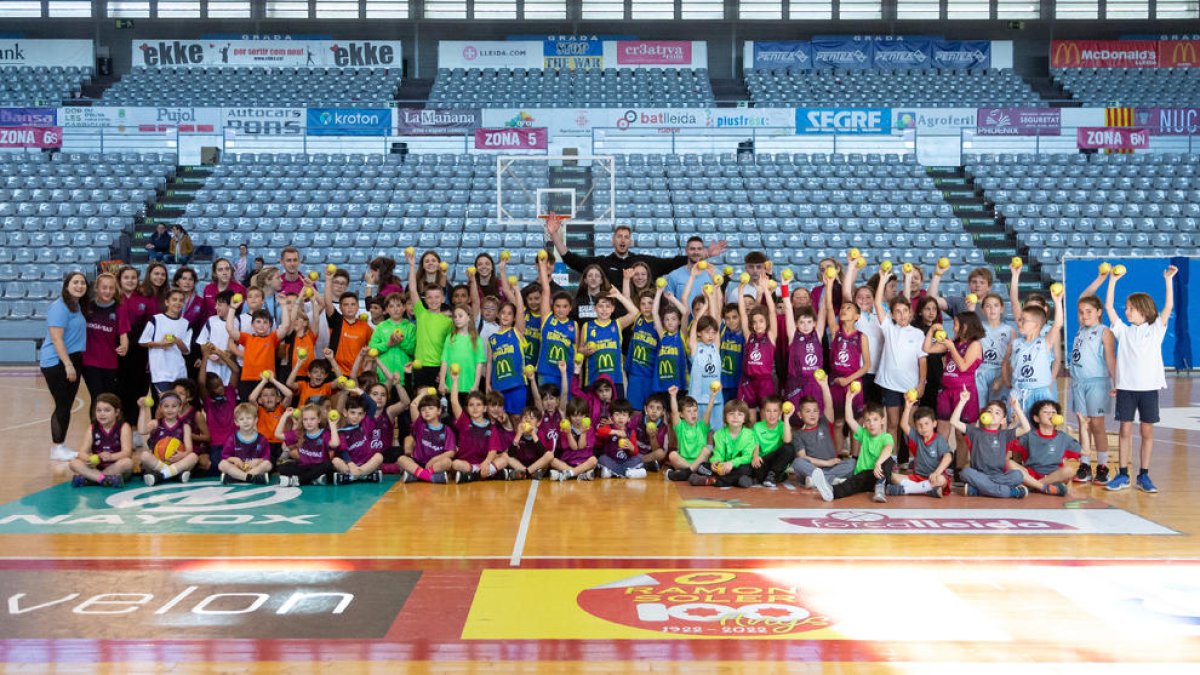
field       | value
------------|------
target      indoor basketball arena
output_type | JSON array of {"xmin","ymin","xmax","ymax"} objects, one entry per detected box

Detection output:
[{"xmin": 0, "ymin": 1, "xmax": 1198, "ymax": 671}]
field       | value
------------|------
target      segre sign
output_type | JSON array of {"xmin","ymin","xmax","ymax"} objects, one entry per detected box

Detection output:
[
  {"xmin": 796, "ymin": 108, "xmax": 892, "ymax": 135},
  {"xmin": 133, "ymin": 40, "xmax": 401, "ymax": 69}
]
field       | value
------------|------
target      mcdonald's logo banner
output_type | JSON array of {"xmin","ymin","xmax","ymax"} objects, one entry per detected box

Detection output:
[{"xmin": 1051, "ymin": 40, "xmax": 1199, "ymax": 69}]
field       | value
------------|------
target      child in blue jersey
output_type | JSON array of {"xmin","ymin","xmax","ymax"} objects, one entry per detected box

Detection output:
[
  {"xmin": 719, "ymin": 303, "xmax": 745, "ymax": 404},
  {"xmin": 520, "ymin": 282, "xmax": 543, "ymax": 372},
  {"xmin": 536, "ymin": 257, "xmax": 576, "ymax": 391},
  {"xmin": 976, "ymin": 293, "xmax": 1015, "ymax": 406},
  {"xmin": 218, "ymin": 402, "xmax": 273, "ymax": 484},
  {"xmin": 1009, "ymin": 400, "xmax": 1077, "ymax": 496},
  {"xmin": 1069, "ymin": 284, "xmax": 1117, "ymax": 485},
  {"xmin": 578, "ymin": 289, "xmax": 639, "ymax": 397},
  {"xmin": 687, "ymin": 291, "xmax": 725, "ymax": 431},
  {"xmin": 951, "ymin": 391, "xmax": 1031, "ymax": 499},
  {"xmin": 624, "ymin": 289, "xmax": 659, "ymax": 411},
  {"xmin": 1003, "ymin": 286, "xmax": 1065, "ymax": 416},
  {"xmin": 652, "ymin": 283, "xmax": 690, "ymax": 399},
  {"xmin": 486, "ymin": 276, "xmax": 529, "ymax": 416},
  {"xmin": 1104, "ymin": 265, "xmax": 1176, "ymax": 493}
]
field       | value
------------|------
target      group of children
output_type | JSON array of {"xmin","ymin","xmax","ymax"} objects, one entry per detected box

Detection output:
[{"xmin": 68, "ymin": 244, "xmax": 1177, "ymax": 501}]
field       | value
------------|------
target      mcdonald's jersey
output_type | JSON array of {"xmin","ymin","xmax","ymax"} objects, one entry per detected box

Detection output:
[
  {"xmin": 523, "ymin": 309, "xmax": 542, "ymax": 366},
  {"xmin": 537, "ymin": 315, "xmax": 576, "ymax": 378},
  {"xmin": 719, "ymin": 326, "xmax": 745, "ymax": 390},
  {"xmin": 625, "ymin": 315, "xmax": 658, "ymax": 379},
  {"xmin": 488, "ymin": 327, "xmax": 525, "ymax": 393},
  {"xmin": 583, "ymin": 319, "xmax": 623, "ymax": 386},
  {"xmin": 653, "ymin": 331, "xmax": 688, "ymax": 392}
]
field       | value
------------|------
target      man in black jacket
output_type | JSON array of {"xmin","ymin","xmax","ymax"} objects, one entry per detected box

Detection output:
[{"xmin": 545, "ymin": 217, "xmax": 726, "ymax": 288}]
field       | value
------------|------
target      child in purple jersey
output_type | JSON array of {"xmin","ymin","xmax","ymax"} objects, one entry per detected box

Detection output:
[
  {"xmin": 569, "ymin": 361, "xmax": 615, "ymax": 427},
  {"xmin": 924, "ymin": 311, "xmax": 986, "ymax": 469},
  {"xmin": 398, "ymin": 389, "xmax": 454, "ymax": 484},
  {"xmin": 172, "ymin": 378, "xmax": 212, "ymax": 473},
  {"xmin": 737, "ymin": 278, "xmax": 780, "ymax": 421},
  {"xmin": 633, "ymin": 393, "xmax": 669, "ymax": 471},
  {"xmin": 824, "ymin": 282, "xmax": 871, "ymax": 451},
  {"xmin": 485, "ymin": 391, "xmax": 520, "ymax": 480},
  {"xmin": 218, "ymin": 402, "xmax": 273, "ymax": 484},
  {"xmin": 596, "ymin": 399, "xmax": 646, "ymax": 479},
  {"xmin": 69, "ymin": 393, "xmax": 133, "ymax": 488},
  {"xmin": 530, "ymin": 379, "xmax": 566, "ymax": 458},
  {"xmin": 506, "ymin": 406, "xmax": 555, "ymax": 479},
  {"xmin": 1008, "ymin": 400, "xmax": 1077, "ymax": 496},
  {"xmin": 138, "ymin": 391, "xmax": 198, "ymax": 486},
  {"xmin": 276, "ymin": 403, "xmax": 340, "ymax": 486},
  {"xmin": 331, "ymin": 394, "xmax": 385, "ymax": 484},
  {"xmin": 551, "ymin": 397, "xmax": 599, "ymax": 481},
  {"xmin": 81, "ymin": 273, "xmax": 130, "ymax": 405},
  {"xmin": 782, "ymin": 303, "xmax": 825, "ymax": 425},
  {"xmin": 449, "ymin": 373, "xmax": 508, "ymax": 483},
  {"xmin": 365, "ymin": 378, "xmax": 410, "ymax": 474},
  {"xmin": 198, "ymin": 343, "xmax": 240, "ymax": 466}
]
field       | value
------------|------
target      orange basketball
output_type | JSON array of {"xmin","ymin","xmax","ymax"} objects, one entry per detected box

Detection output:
[{"xmin": 153, "ymin": 437, "xmax": 181, "ymax": 461}]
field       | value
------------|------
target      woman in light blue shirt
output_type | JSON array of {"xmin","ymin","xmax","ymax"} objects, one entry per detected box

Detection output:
[{"xmin": 40, "ymin": 272, "xmax": 89, "ymax": 461}]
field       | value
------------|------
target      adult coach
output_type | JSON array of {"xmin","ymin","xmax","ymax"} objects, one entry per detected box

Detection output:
[
  {"xmin": 545, "ymin": 218, "xmax": 726, "ymax": 289},
  {"xmin": 279, "ymin": 246, "xmax": 309, "ymax": 296},
  {"xmin": 41, "ymin": 272, "xmax": 89, "ymax": 461}
]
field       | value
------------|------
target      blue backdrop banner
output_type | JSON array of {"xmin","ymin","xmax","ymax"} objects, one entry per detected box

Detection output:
[
  {"xmin": 811, "ymin": 37, "xmax": 873, "ymax": 70},
  {"xmin": 752, "ymin": 41, "xmax": 812, "ymax": 70},
  {"xmin": 872, "ymin": 39, "xmax": 933, "ymax": 70},
  {"xmin": 931, "ymin": 40, "xmax": 992, "ymax": 70}
]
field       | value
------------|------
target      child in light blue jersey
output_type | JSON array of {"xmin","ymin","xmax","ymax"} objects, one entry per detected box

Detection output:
[
  {"xmin": 1069, "ymin": 276, "xmax": 1117, "ymax": 486},
  {"xmin": 1003, "ymin": 286, "xmax": 1064, "ymax": 416}
]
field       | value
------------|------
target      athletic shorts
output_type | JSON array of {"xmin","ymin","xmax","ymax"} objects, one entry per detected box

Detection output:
[
  {"xmin": 626, "ymin": 374, "xmax": 653, "ymax": 411},
  {"xmin": 880, "ymin": 387, "xmax": 906, "ymax": 408},
  {"xmin": 937, "ymin": 386, "xmax": 979, "ymax": 423},
  {"xmin": 829, "ymin": 379, "xmax": 864, "ymax": 417},
  {"xmin": 500, "ymin": 386, "xmax": 527, "ymax": 416},
  {"xmin": 1072, "ymin": 377, "xmax": 1113, "ymax": 418},
  {"xmin": 785, "ymin": 377, "xmax": 823, "ymax": 413},
  {"xmin": 739, "ymin": 375, "xmax": 776, "ymax": 409},
  {"xmin": 1014, "ymin": 386, "xmax": 1056, "ymax": 416},
  {"xmin": 1115, "ymin": 389, "xmax": 1160, "ymax": 424}
]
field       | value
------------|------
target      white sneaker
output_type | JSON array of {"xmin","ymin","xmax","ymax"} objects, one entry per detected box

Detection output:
[
  {"xmin": 50, "ymin": 444, "xmax": 77, "ymax": 462},
  {"xmin": 578, "ymin": 470, "xmax": 594, "ymax": 481},
  {"xmin": 180, "ymin": 471, "xmax": 191, "ymax": 484},
  {"xmin": 599, "ymin": 466, "xmax": 614, "ymax": 479},
  {"xmin": 280, "ymin": 475, "xmax": 290, "ymax": 486},
  {"xmin": 625, "ymin": 467, "xmax": 647, "ymax": 479},
  {"xmin": 550, "ymin": 470, "xmax": 567, "ymax": 482},
  {"xmin": 811, "ymin": 468, "xmax": 834, "ymax": 502},
  {"xmin": 143, "ymin": 473, "xmax": 157, "ymax": 487}
]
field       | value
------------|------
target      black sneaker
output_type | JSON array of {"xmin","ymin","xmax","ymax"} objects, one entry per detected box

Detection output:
[
  {"xmin": 688, "ymin": 473, "xmax": 715, "ymax": 487},
  {"xmin": 667, "ymin": 468, "xmax": 692, "ymax": 482},
  {"xmin": 1073, "ymin": 463, "xmax": 1093, "ymax": 483},
  {"xmin": 696, "ymin": 464, "xmax": 714, "ymax": 477},
  {"xmin": 1094, "ymin": 464, "xmax": 1111, "ymax": 485},
  {"xmin": 761, "ymin": 472, "xmax": 777, "ymax": 488},
  {"xmin": 885, "ymin": 484, "xmax": 905, "ymax": 496},
  {"xmin": 314, "ymin": 474, "xmax": 327, "ymax": 486},
  {"xmin": 643, "ymin": 460, "xmax": 661, "ymax": 473},
  {"xmin": 333, "ymin": 473, "xmax": 345, "ymax": 486},
  {"xmin": 736, "ymin": 475, "xmax": 754, "ymax": 488},
  {"xmin": 531, "ymin": 469, "xmax": 546, "ymax": 480},
  {"xmin": 400, "ymin": 470, "xmax": 418, "ymax": 483}
]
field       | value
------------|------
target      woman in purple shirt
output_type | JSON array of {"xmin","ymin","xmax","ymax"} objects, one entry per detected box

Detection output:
[
  {"xmin": 202, "ymin": 258, "xmax": 246, "ymax": 318},
  {"xmin": 116, "ymin": 264, "xmax": 164, "ymax": 423},
  {"xmin": 81, "ymin": 272, "xmax": 130, "ymax": 407}
]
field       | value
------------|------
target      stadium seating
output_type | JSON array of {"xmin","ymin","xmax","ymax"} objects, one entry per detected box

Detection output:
[
  {"xmin": 0, "ymin": 65, "xmax": 92, "ymax": 106},
  {"xmin": 0, "ymin": 152, "xmax": 176, "ymax": 320},
  {"xmin": 965, "ymin": 152, "xmax": 1199, "ymax": 266},
  {"xmin": 100, "ymin": 67, "xmax": 400, "ymax": 107},
  {"xmin": 594, "ymin": 152, "xmax": 979, "ymax": 292},
  {"xmin": 745, "ymin": 69, "xmax": 1039, "ymax": 108},
  {"xmin": 1052, "ymin": 68, "xmax": 1200, "ymax": 107},
  {"xmin": 427, "ymin": 67, "xmax": 715, "ymax": 108}
]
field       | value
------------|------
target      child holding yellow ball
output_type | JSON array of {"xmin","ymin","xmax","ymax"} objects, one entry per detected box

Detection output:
[{"xmin": 950, "ymin": 390, "xmax": 1030, "ymax": 498}]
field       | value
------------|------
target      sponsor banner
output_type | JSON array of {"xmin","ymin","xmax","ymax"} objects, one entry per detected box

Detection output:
[
  {"xmin": 976, "ymin": 108, "xmax": 1062, "ymax": 136},
  {"xmin": 0, "ymin": 479, "xmax": 392, "ymax": 533},
  {"xmin": 685, "ymin": 508, "xmax": 1177, "ymax": 535},
  {"xmin": 0, "ymin": 107, "xmax": 56, "ymax": 127},
  {"xmin": 931, "ymin": 40, "xmax": 992, "ymax": 70},
  {"xmin": 133, "ymin": 40, "xmax": 401, "ymax": 69},
  {"xmin": 706, "ymin": 108, "xmax": 797, "ymax": 128},
  {"xmin": 1160, "ymin": 40, "xmax": 1200, "ymax": 68},
  {"xmin": 59, "ymin": 106, "xmax": 220, "ymax": 133},
  {"xmin": 439, "ymin": 40, "xmax": 544, "ymax": 69},
  {"xmin": 474, "ymin": 127, "xmax": 548, "ymax": 151},
  {"xmin": 0, "ymin": 126, "xmax": 62, "ymax": 148},
  {"xmin": 1051, "ymin": 40, "xmax": 1160, "ymax": 68},
  {"xmin": 893, "ymin": 108, "xmax": 977, "ymax": 134},
  {"xmin": 796, "ymin": 108, "xmax": 892, "ymax": 135},
  {"xmin": 614, "ymin": 40, "xmax": 693, "ymax": 66},
  {"xmin": 1135, "ymin": 107, "xmax": 1200, "ymax": 135},
  {"xmin": 0, "ymin": 569, "xmax": 418, "ymax": 639},
  {"xmin": 479, "ymin": 108, "xmax": 796, "ymax": 137},
  {"xmin": 542, "ymin": 35, "xmax": 604, "ymax": 70},
  {"xmin": 222, "ymin": 107, "xmax": 304, "ymax": 136},
  {"xmin": 812, "ymin": 36, "xmax": 873, "ymax": 70},
  {"xmin": 306, "ymin": 108, "xmax": 392, "ymax": 136},
  {"xmin": 396, "ymin": 108, "xmax": 481, "ymax": 136},
  {"xmin": 0, "ymin": 39, "xmax": 94, "ymax": 68},
  {"xmin": 1077, "ymin": 127, "xmax": 1151, "ymax": 150},
  {"xmin": 751, "ymin": 41, "xmax": 812, "ymax": 70},
  {"xmin": 872, "ymin": 38, "xmax": 932, "ymax": 70}
]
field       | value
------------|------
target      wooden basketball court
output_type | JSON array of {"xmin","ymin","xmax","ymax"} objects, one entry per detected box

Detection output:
[{"xmin": 1, "ymin": 369, "xmax": 1197, "ymax": 672}]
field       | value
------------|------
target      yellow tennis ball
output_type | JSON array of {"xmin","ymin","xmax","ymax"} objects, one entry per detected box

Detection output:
[
  {"xmin": 450, "ymin": 363, "xmax": 461, "ymax": 375},
  {"xmin": 345, "ymin": 379, "xmax": 357, "ymax": 390},
  {"xmin": 1052, "ymin": 414, "xmax": 1065, "ymax": 427},
  {"xmin": 292, "ymin": 408, "xmax": 301, "ymax": 419},
  {"xmin": 466, "ymin": 266, "xmax": 477, "ymax": 276},
  {"xmin": 1050, "ymin": 282, "xmax": 1064, "ymax": 297},
  {"xmin": 574, "ymin": 353, "xmax": 585, "ymax": 364},
  {"xmin": 855, "ymin": 257, "xmax": 867, "ymax": 269},
  {"xmin": 425, "ymin": 387, "xmax": 437, "ymax": 397},
  {"xmin": 163, "ymin": 334, "xmax": 175, "ymax": 343},
  {"xmin": 712, "ymin": 275, "xmax": 725, "ymax": 286},
  {"xmin": 1113, "ymin": 264, "xmax": 1126, "ymax": 277},
  {"xmin": 412, "ymin": 359, "xmax": 423, "ymax": 369},
  {"xmin": 979, "ymin": 412, "xmax": 994, "ymax": 427},
  {"xmin": 261, "ymin": 369, "xmax": 273, "ymax": 381},
  {"xmin": 304, "ymin": 287, "xmax": 314, "ymax": 298},
  {"xmin": 358, "ymin": 312, "xmax": 369, "ymax": 321},
  {"xmin": 89, "ymin": 454, "xmax": 100, "ymax": 466},
  {"xmin": 507, "ymin": 275, "xmax": 518, "ymax": 286},
  {"xmin": 619, "ymin": 439, "xmax": 631, "ymax": 450},
  {"xmin": 824, "ymin": 266, "xmax": 838, "ymax": 280},
  {"xmin": 656, "ymin": 278, "xmax": 667, "ymax": 289},
  {"xmin": 537, "ymin": 249, "xmax": 548, "ymax": 261},
  {"xmin": 935, "ymin": 330, "xmax": 947, "ymax": 341},
  {"xmin": 1098, "ymin": 262, "xmax": 1112, "ymax": 275},
  {"xmin": 646, "ymin": 421, "xmax": 658, "ymax": 433},
  {"xmin": 697, "ymin": 260, "xmax": 708, "ymax": 271},
  {"xmin": 404, "ymin": 246, "xmax": 414, "ymax": 256},
  {"xmin": 814, "ymin": 369, "xmax": 827, "ymax": 381},
  {"xmin": 849, "ymin": 248, "xmax": 861, "ymax": 260},
  {"xmin": 905, "ymin": 389, "xmax": 919, "ymax": 403},
  {"xmin": 500, "ymin": 250, "xmax": 511, "ymax": 262},
  {"xmin": 781, "ymin": 268, "xmax": 794, "ymax": 281},
  {"xmin": 368, "ymin": 348, "xmax": 379, "ymax": 358},
  {"xmin": 739, "ymin": 272, "xmax": 751, "ymax": 284},
  {"xmin": 723, "ymin": 266, "xmax": 734, "ymax": 277},
  {"xmin": 902, "ymin": 263, "xmax": 914, "ymax": 274},
  {"xmin": 560, "ymin": 419, "xmax": 572, "ymax": 431},
  {"xmin": 781, "ymin": 401, "xmax": 795, "ymax": 415},
  {"xmin": 966, "ymin": 293, "xmax": 979, "ymax": 304},
  {"xmin": 142, "ymin": 396, "xmax": 154, "ymax": 408},
  {"xmin": 880, "ymin": 260, "xmax": 893, "ymax": 273},
  {"xmin": 327, "ymin": 410, "xmax": 340, "ymax": 422},
  {"xmin": 523, "ymin": 364, "xmax": 536, "ymax": 377},
  {"xmin": 937, "ymin": 257, "xmax": 951, "ymax": 270},
  {"xmin": 710, "ymin": 380, "xmax": 721, "ymax": 392},
  {"xmin": 308, "ymin": 271, "xmax": 319, "ymax": 281},
  {"xmin": 767, "ymin": 279, "xmax": 779, "ymax": 292},
  {"xmin": 231, "ymin": 293, "xmax": 243, "ymax": 305},
  {"xmin": 1011, "ymin": 257, "xmax": 1023, "ymax": 269},
  {"xmin": 581, "ymin": 417, "xmax": 591, "ymax": 430},
  {"xmin": 849, "ymin": 381, "xmax": 862, "ymax": 395},
  {"xmin": 326, "ymin": 264, "xmax": 337, "ymax": 274},
  {"xmin": 520, "ymin": 422, "xmax": 532, "ymax": 433}
]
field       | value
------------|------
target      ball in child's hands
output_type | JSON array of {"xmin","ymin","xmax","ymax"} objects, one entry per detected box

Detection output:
[
  {"xmin": 849, "ymin": 381, "xmax": 862, "ymax": 395},
  {"xmin": 327, "ymin": 410, "xmax": 340, "ymax": 422},
  {"xmin": 1052, "ymin": 414, "xmax": 1064, "ymax": 427},
  {"xmin": 979, "ymin": 412, "xmax": 994, "ymax": 427},
  {"xmin": 814, "ymin": 369, "xmax": 827, "ymax": 381}
]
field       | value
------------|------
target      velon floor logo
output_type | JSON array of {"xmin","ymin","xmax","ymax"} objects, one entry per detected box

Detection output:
[{"xmin": 0, "ymin": 479, "xmax": 393, "ymax": 534}]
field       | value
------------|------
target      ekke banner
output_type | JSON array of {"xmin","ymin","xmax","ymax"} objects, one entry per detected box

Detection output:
[
  {"xmin": 1076, "ymin": 127, "xmax": 1151, "ymax": 150},
  {"xmin": 1051, "ymin": 39, "xmax": 1200, "ymax": 68}
]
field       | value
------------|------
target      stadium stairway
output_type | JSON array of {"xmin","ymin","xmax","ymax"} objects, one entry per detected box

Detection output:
[
  {"xmin": 932, "ymin": 165, "xmax": 1049, "ymax": 293},
  {"xmin": 395, "ymin": 78, "xmax": 434, "ymax": 106},
  {"xmin": 711, "ymin": 79, "xmax": 749, "ymax": 107},
  {"xmin": 1028, "ymin": 74, "xmax": 1080, "ymax": 108},
  {"xmin": 130, "ymin": 165, "xmax": 214, "ymax": 265}
]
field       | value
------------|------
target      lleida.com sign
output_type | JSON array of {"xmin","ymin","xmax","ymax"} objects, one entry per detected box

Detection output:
[{"xmin": 0, "ymin": 480, "xmax": 392, "ymax": 534}]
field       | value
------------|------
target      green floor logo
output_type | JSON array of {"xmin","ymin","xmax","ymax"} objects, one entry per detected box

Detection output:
[{"xmin": 0, "ymin": 479, "xmax": 394, "ymax": 534}]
